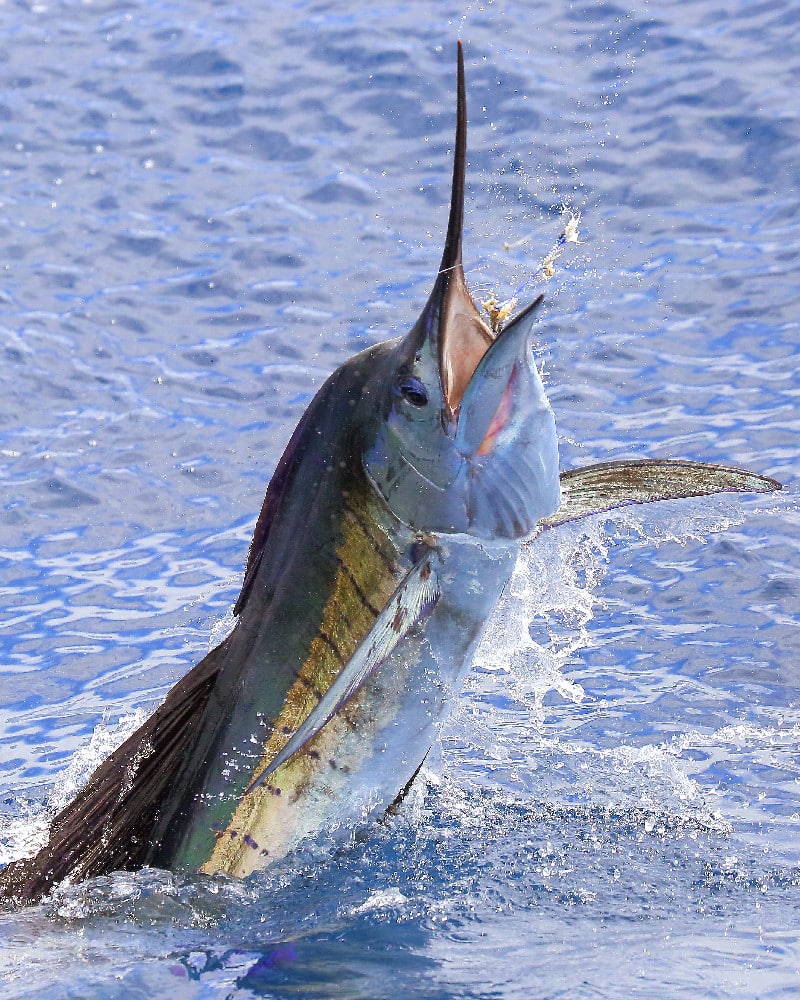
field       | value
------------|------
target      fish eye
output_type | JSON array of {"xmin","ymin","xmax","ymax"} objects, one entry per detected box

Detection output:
[{"xmin": 395, "ymin": 374, "xmax": 428, "ymax": 407}]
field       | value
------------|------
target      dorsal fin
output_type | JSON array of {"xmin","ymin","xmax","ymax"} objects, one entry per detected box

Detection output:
[{"xmin": 0, "ymin": 639, "xmax": 230, "ymax": 906}]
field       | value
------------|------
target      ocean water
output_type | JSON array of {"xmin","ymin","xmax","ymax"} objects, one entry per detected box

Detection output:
[{"xmin": 0, "ymin": 0, "xmax": 799, "ymax": 997}]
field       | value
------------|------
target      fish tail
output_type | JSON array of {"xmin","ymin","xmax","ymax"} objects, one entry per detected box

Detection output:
[{"xmin": 0, "ymin": 636, "xmax": 231, "ymax": 908}]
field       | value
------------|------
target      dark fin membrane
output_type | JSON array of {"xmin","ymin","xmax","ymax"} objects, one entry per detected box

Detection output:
[
  {"xmin": 0, "ymin": 637, "xmax": 230, "ymax": 908},
  {"xmin": 540, "ymin": 459, "xmax": 782, "ymax": 530},
  {"xmin": 384, "ymin": 751, "xmax": 430, "ymax": 820}
]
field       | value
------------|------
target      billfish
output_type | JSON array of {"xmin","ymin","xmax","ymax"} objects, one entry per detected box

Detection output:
[{"xmin": 0, "ymin": 42, "xmax": 780, "ymax": 906}]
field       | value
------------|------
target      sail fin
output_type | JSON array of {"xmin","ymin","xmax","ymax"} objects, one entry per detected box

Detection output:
[{"xmin": 0, "ymin": 637, "xmax": 232, "ymax": 907}]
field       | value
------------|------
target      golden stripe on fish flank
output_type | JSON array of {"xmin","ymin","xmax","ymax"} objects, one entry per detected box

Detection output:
[
  {"xmin": 317, "ymin": 627, "xmax": 348, "ymax": 667},
  {"xmin": 202, "ymin": 481, "xmax": 400, "ymax": 877},
  {"xmin": 342, "ymin": 496, "xmax": 397, "ymax": 574},
  {"xmin": 333, "ymin": 552, "xmax": 382, "ymax": 617},
  {"xmin": 289, "ymin": 668, "xmax": 324, "ymax": 703},
  {"xmin": 326, "ymin": 560, "xmax": 380, "ymax": 644}
]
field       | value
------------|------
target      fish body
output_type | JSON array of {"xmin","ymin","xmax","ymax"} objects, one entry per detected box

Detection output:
[
  {"xmin": 153, "ymin": 352, "xmax": 519, "ymax": 877},
  {"xmin": 0, "ymin": 43, "xmax": 780, "ymax": 906}
]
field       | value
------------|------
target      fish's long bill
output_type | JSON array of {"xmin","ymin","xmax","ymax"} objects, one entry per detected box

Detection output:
[
  {"xmin": 402, "ymin": 40, "xmax": 494, "ymax": 417},
  {"xmin": 244, "ymin": 551, "xmax": 441, "ymax": 795}
]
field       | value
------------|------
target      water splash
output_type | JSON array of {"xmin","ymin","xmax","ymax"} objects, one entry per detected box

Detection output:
[
  {"xmin": 469, "ymin": 520, "xmax": 607, "ymax": 726},
  {"xmin": 0, "ymin": 711, "xmax": 147, "ymax": 867},
  {"xmin": 446, "ymin": 497, "xmax": 787, "ymax": 835}
]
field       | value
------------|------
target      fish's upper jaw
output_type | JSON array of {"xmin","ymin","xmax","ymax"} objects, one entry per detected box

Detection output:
[
  {"xmin": 436, "ymin": 267, "xmax": 493, "ymax": 419},
  {"xmin": 396, "ymin": 39, "xmax": 492, "ymax": 424}
]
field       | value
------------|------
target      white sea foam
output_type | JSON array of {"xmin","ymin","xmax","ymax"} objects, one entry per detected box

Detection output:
[
  {"xmin": 0, "ymin": 710, "xmax": 148, "ymax": 866},
  {"xmin": 448, "ymin": 497, "xmax": 788, "ymax": 832}
]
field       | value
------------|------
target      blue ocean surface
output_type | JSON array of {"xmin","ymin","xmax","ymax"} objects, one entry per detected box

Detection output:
[{"xmin": 0, "ymin": 0, "xmax": 798, "ymax": 996}]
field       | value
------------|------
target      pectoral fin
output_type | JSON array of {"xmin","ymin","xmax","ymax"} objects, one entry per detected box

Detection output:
[
  {"xmin": 245, "ymin": 551, "xmax": 441, "ymax": 794},
  {"xmin": 540, "ymin": 459, "xmax": 781, "ymax": 530}
]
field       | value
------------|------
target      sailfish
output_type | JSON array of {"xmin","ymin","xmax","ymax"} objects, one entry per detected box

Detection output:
[{"xmin": 0, "ymin": 42, "xmax": 779, "ymax": 906}]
